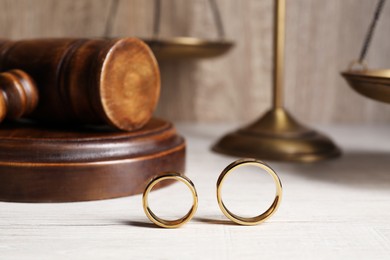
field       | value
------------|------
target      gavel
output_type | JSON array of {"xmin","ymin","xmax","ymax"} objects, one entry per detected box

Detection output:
[{"xmin": 0, "ymin": 38, "xmax": 160, "ymax": 131}]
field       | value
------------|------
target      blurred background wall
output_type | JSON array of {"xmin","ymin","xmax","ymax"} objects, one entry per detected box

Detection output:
[{"xmin": 0, "ymin": 0, "xmax": 389, "ymax": 124}]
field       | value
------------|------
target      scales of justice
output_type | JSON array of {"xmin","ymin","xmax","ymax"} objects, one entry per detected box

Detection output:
[
  {"xmin": 214, "ymin": 0, "xmax": 389, "ymax": 162},
  {"xmin": 124, "ymin": 0, "xmax": 343, "ymax": 162},
  {"xmin": 213, "ymin": 0, "xmax": 341, "ymax": 162}
]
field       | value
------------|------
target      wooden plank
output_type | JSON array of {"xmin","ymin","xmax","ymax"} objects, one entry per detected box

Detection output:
[{"xmin": 0, "ymin": 123, "xmax": 389, "ymax": 259}]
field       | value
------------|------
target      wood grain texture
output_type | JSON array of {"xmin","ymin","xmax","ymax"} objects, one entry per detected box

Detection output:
[
  {"xmin": 0, "ymin": 69, "xmax": 38, "ymax": 121},
  {"xmin": 0, "ymin": 38, "xmax": 160, "ymax": 130},
  {"xmin": 0, "ymin": 118, "xmax": 185, "ymax": 202},
  {"xmin": 0, "ymin": 0, "xmax": 389, "ymax": 123},
  {"xmin": 0, "ymin": 123, "xmax": 389, "ymax": 259}
]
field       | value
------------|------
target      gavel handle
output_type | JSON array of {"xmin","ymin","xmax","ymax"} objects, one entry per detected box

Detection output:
[{"xmin": 0, "ymin": 70, "xmax": 39, "ymax": 122}]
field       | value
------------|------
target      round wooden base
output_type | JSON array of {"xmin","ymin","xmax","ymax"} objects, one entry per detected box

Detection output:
[{"xmin": 0, "ymin": 118, "xmax": 185, "ymax": 202}]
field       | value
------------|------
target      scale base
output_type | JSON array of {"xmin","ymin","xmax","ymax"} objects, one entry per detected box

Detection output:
[{"xmin": 213, "ymin": 108, "xmax": 341, "ymax": 163}]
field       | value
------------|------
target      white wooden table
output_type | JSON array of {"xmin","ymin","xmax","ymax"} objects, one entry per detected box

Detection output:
[{"xmin": 1, "ymin": 123, "xmax": 389, "ymax": 259}]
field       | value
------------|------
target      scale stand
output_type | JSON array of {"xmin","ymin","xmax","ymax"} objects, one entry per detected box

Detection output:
[{"xmin": 213, "ymin": 0, "xmax": 341, "ymax": 162}]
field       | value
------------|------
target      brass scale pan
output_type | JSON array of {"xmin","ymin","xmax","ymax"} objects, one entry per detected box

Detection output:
[
  {"xmin": 341, "ymin": 0, "xmax": 390, "ymax": 104},
  {"xmin": 342, "ymin": 68, "xmax": 390, "ymax": 104},
  {"xmin": 104, "ymin": 0, "xmax": 234, "ymax": 60}
]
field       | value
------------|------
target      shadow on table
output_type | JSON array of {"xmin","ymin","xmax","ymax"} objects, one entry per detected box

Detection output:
[
  {"xmin": 193, "ymin": 217, "xmax": 236, "ymax": 226},
  {"xmin": 119, "ymin": 220, "xmax": 160, "ymax": 229},
  {"xmin": 118, "ymin": 218, "xmax": 237, "ymax": 227},
  {"xmin": 283, "ymin": 151, "xmax": 390, "ymax": 190}
]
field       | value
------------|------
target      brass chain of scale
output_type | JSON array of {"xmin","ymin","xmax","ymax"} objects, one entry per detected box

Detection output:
[
  {"xmin": 103, "ymin": 0, "xmax": 226, "ymax": 40},
  {"xmin": 350, "ymin": 0, "xmax": 386, "ymax": 70}
]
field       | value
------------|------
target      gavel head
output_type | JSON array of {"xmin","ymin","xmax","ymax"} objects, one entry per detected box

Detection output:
[{"xmin": 0, "ymin": 38, "xmax": 160, "ymax": 131}]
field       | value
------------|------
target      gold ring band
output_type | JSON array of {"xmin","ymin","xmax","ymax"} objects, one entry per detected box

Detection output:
[
  {"xmin": 143, "ymin": 173, "xmax": 198, "ymax": 228},
  {"xmin": 216, "ymin": 159, "xmax": 283, "ymax": 225}
]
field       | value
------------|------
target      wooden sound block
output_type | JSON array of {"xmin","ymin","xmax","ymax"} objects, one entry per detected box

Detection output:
[{"xmin": 0, "ymin": 118, "xmax": 185, "ymax": 202}]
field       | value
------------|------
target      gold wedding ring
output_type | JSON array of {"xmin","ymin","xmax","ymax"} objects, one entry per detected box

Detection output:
[
  {"xmin": 216, "ymin": 158, "xmax": 283, "ymax": 225},
  {"xmin": 143, "ymin": 173, "xmax": 198, "ymax": 228}
]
